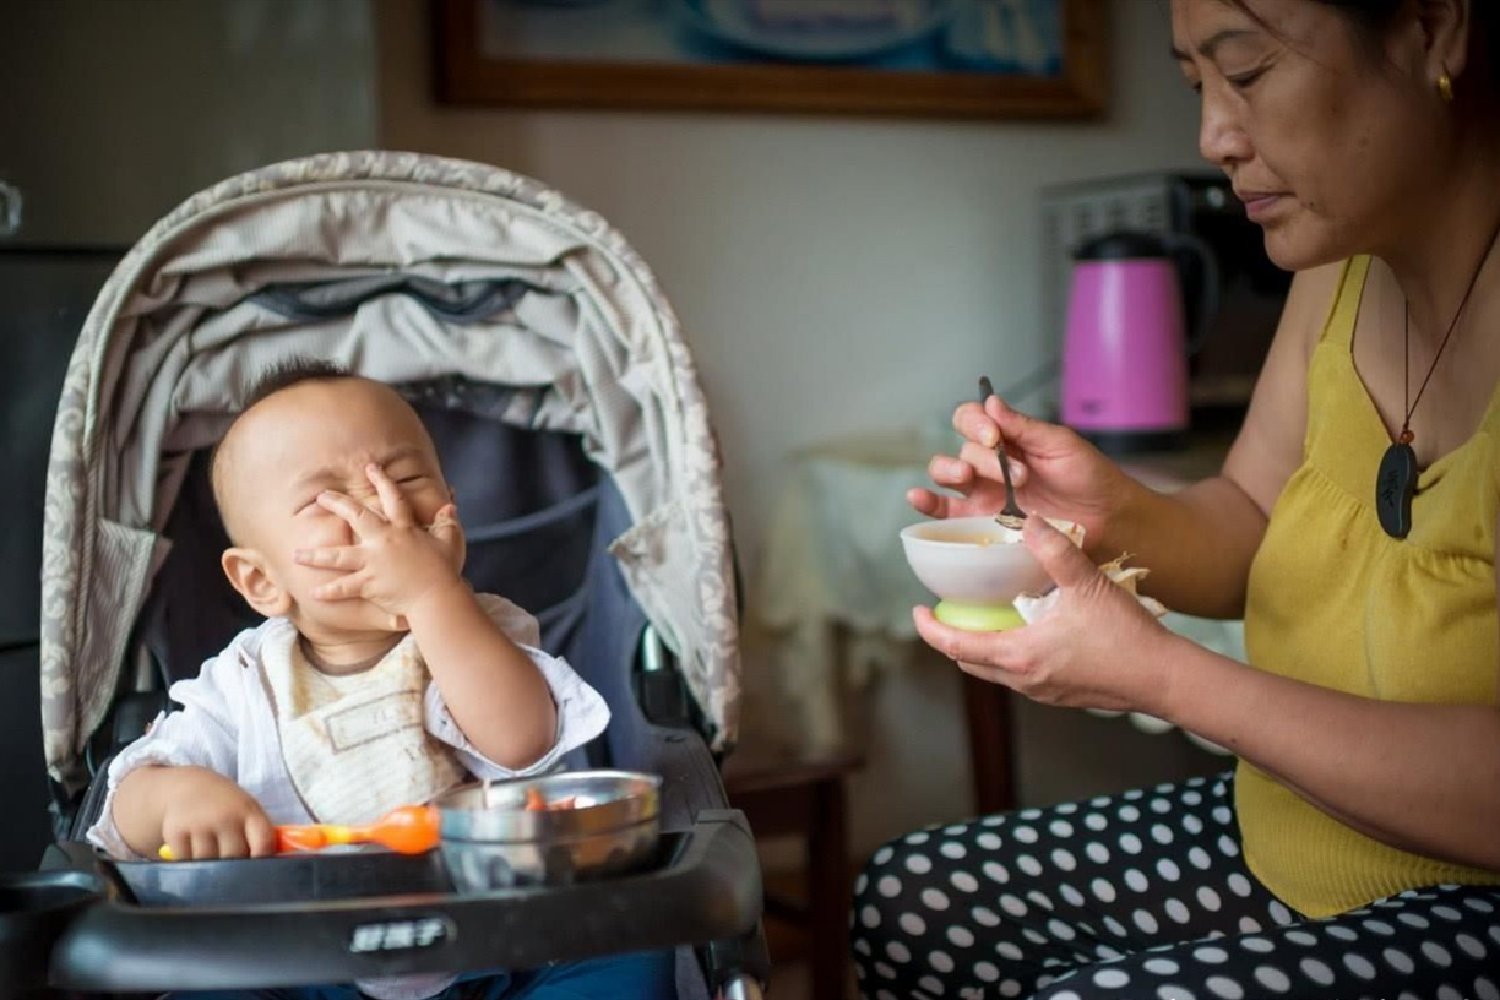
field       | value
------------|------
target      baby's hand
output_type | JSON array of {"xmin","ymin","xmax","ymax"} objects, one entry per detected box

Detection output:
[
  {"xmin": 295, "ymin": 464, "xmax": 465, "ymax": 623},
  {"xmin": 159, "ymin": 767, "xmax": 277, "ymax": 860}
]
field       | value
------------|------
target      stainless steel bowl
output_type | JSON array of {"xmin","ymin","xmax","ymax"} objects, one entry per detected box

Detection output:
[{"xmin": 434, "ymin": 770, "xmax": 661, "ymax": 891}]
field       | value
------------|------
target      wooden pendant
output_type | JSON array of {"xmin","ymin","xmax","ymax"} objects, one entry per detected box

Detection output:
[{"xmin": 1376, "ymin": 441, "xmax": 1418, "ymax": 539}]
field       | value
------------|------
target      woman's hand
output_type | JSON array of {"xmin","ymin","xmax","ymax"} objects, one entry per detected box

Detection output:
[
  {"xmin": 913, "ymin": 516, "xmax": 1179, "ymax": 714},
  {"xmin": 909, "ymin": 395, "xmax": 1138, "ymax": 553}
]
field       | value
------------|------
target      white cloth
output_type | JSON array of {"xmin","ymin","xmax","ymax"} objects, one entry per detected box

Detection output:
[
  {"xmin": 1012, "ymin": 544, "xmax": 1242, "ymax": 755},
  {"xmin": 1012, "ymin": 549, "xmax": 1165, "ymax": 623},
  {"xmin": 85, "ymin": 592, "xmax": 610, "ymax": 1000},
  {"xmin": 749, "ymin": 431, "xmax": 943, "ymax": 754}
]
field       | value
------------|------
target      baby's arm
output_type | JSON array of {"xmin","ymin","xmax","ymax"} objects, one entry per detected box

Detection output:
[
  {"xmin": 406, "ymin": 583, "xmax": 558, "ymax": 769},
  {"xmin": 426, "ymin": 594, "xmax": 610, "ymax": 780},
  {"xmin": 113, "ymin": 766, "xmax": 275, "ymax": 860},
  {"xmin": 89, "ymin": 644, "xmax": 274, "ymax": 860}
]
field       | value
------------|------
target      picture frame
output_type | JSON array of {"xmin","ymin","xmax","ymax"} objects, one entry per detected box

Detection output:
[{"xmin": 434, "ymin": 0, "xmax": 1107, "ymax": 121}]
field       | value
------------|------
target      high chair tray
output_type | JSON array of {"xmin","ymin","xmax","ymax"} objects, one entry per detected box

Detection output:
[
  {"xmin": 40, "ymin": 811, "xmax": 760, "ymax": 992},
  {"xmin": 114, "ymin": 844, "xmax": 453, "ymax": 906}
]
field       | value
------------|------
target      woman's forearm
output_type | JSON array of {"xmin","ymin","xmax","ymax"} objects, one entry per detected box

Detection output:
[
  {"xmin": 1101, "ymin": 476, "xmax": 1267, "ymax": 619},
  {"xmin": 1151, "ymin": 639, "xmax": 1500, "ymax": 872}
]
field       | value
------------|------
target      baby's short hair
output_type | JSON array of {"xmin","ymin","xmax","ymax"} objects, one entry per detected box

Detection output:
[
  {"xmin": 209, "ymin": 357, "xmax": 357, "ymax": 536},
  {"xmin": 238, "ymin": 357, "xmax": 354, "ymax": 413}
]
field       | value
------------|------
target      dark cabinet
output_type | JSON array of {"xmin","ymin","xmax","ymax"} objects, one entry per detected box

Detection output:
[{"xmin": 0, "ymin": 248, "xmax": 120, "ymax": 868}]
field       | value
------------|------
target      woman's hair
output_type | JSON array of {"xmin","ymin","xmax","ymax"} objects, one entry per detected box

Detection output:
[{"xmin": 1227, "ymin": 0, "xmax": 1498, "ymax": 97}]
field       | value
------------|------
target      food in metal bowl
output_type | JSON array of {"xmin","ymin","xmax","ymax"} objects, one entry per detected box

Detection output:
[{"xmin": 434, "ymin": 770, "xmax": 661, "ymax": 891}]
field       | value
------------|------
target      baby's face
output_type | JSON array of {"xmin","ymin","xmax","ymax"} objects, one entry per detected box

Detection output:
[{"xmin": 219, "ymin": 378, "xmax": 453, "ymax": 635}]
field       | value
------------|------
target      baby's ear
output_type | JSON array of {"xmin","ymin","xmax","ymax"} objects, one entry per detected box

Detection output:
[{"xmin": 222, "ymin": 548, "xmax": 292, "ymax": 617}]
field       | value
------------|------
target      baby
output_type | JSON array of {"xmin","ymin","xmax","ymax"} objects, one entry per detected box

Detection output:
[{"xmin": 88, "ymin": 360, "xmax": 674, "ymax": 1000}]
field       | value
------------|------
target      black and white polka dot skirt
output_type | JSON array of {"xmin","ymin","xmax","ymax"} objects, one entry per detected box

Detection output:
[{"xmin": 852, "ymin": 772, "xmax": 1500, "ymax": 999}]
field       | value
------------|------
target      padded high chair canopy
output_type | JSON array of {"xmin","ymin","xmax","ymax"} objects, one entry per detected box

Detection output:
[{"xmin": 39, "ymin": 152, "xmax": 740, "ymax": 791}]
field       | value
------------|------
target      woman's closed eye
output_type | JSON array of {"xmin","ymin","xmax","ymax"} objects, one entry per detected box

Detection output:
[
  {"xmin": 1184, "ymin": 66, "xmax": 1266, "ymax": 96},
  {"xmin": 1226, "ymin": 64, "xmax": 1268, "ymax": 90}
]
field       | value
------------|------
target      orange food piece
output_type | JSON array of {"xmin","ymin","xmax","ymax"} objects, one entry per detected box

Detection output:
[{"xmin": 521, "ymin": 789, "xmax": 579, "ymax": 811}]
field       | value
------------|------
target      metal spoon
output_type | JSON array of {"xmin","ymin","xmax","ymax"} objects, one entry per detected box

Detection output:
[{"xmin": 979, "ymin": 376, "xmax": 1027, "ymax": 529}]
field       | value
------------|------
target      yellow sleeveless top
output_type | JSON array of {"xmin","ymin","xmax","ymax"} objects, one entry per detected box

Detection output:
[{"xmin": 1237, "ymin": 255, "xmax": 1500, "ymax": 918}]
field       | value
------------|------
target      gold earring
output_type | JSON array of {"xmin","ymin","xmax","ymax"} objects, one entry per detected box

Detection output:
[{"xmin": 1438, "ymin": 72, "xmax": 1454, "ymax": 103}]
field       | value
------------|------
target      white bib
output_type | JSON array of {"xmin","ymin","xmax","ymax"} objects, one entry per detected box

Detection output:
[{"xmin": 260, "ymin": 629, "xmax": 465, "ymax": 825}]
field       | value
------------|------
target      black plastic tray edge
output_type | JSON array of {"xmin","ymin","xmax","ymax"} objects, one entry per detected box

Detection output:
[
  {"xmin": 112, "ymin": 841, "xmax": 454, "ymax": 906},
  {"xmin": 45, "ymin": 810, "xmax": 761, "ymax": 991}
]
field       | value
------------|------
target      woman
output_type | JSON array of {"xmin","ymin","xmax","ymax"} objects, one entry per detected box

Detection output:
[{"xmin": 853, "ymin": 2, "xmax": 1500, "ymax": 998}]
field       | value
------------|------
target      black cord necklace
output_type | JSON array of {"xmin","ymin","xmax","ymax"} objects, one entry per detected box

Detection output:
[{"xmin": 1375, "ymin": 214, "xmax": 1500, "ymax": 539}]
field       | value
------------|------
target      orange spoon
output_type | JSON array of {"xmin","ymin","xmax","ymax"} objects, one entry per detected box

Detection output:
[{"xmin": 158, "ymin": 804, "xmax": 439, "ymax": 861}]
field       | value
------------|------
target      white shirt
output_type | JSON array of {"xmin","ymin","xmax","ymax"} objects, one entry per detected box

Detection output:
[{"xmin": 86, "ymin": 592, "xmax": 611, "ymax": 999}]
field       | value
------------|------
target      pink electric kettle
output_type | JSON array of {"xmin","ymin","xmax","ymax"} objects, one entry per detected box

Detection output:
[{"xmin": 1060, "ymin": 231, "xmax": 1219, "ymax": 455}]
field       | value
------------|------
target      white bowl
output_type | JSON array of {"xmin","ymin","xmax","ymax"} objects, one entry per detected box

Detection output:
[{"xmin": 900, "ymin": 516, "xmax": 1080, "ymax": 606}]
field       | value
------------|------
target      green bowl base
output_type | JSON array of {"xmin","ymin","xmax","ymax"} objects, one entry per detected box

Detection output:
[{"xmin": 933, "ymin": 600, "xmax": 1024, "ymax": 632}]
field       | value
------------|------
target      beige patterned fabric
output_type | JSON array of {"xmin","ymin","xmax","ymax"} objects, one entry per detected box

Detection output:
[{"xmin": 40, "ymin": 152, "xmax": 740, "ymax": 790}]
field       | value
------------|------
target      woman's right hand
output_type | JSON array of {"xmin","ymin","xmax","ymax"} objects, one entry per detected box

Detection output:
[{"xmin": 908, "ymin": 395, "xmax": 1136, "ymax": 551}]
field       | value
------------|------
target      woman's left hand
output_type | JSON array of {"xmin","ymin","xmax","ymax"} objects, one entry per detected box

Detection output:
[{"xmin": 913, "ymin": 516, "xmax": 1179, "ymax": 714}]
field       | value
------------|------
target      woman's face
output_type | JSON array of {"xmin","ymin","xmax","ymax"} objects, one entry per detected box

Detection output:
[{"xmin": 1171, "ymin": 0, "xmax": 1447, "ymax": 270}]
